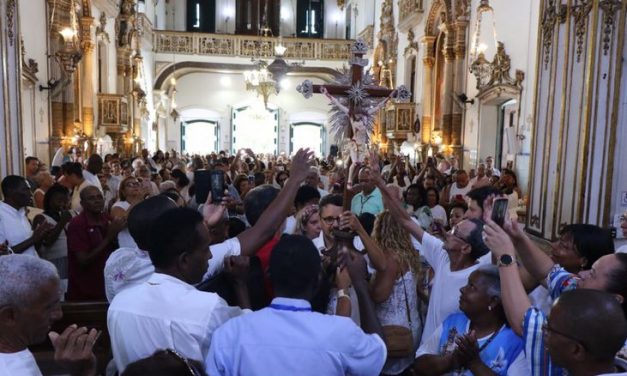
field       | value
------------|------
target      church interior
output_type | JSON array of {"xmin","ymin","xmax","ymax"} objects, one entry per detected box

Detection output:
[{"xmin": 0, "ymin": 0, "xmax": 627, "ymax": 374}]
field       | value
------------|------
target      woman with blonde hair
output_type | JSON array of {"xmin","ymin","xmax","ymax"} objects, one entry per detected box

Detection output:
[
  {"xmin": 371, "ymin": 210, "xmax": 423, "ymax": 375},
  {"xmin": 293, "ymin": 204, "xmax": 321, "ymax": 240},
  {"xmin": 111, "ymin": 176, "xmax": 145, "ymax": 248}
]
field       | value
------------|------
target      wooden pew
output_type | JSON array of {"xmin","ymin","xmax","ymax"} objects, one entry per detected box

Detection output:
[{"xmin": 30, "ymin": 301, "xmax": 111, "ymax": 375}]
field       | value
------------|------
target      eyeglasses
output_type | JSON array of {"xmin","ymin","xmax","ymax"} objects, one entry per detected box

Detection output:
[
  {"xmin": 125, "ymin": 181, "xmax": 141, "ymax": 188},
  {"xmin": 321, "ymin": 216, "xmax": 341, "ymax": 225},
  {"xmin": 541, "ymin": 321, "xmax": 587, "ymax": 349},
  {"xmin": 165, "ymin": 349, "xmax": 203, "ymax": 376}
]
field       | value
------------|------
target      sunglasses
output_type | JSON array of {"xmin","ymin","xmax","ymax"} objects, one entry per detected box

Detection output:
[{"xmin": 125, "ymin": 181, "xmax": 141, "ymax": 188}]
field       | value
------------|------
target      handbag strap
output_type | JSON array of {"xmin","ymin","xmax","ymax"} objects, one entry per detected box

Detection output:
[{"xmin": 399, "ymin": 262, "xmax": 412, "ymax": 327}]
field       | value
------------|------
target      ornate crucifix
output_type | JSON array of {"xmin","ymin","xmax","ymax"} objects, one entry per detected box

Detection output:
[{"xmin": 297, "ymin": 39, "xmax": 410, "ymax": 204}]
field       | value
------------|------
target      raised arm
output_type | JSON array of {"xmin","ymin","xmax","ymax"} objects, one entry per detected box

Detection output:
[
  {"xmin": 366, "ymin": 89, "xmax": 397, "ymax": 116},
  {"xmin": 483, "ymin": 218, "xmax": 531, "ymax": 335},
  {"xmin": 320, "ymin": 86, "xmax": 349, "ymax": 114},
  {"xmin": 237, "ymin": 148, "xmax": 314, "ymax": 256}
]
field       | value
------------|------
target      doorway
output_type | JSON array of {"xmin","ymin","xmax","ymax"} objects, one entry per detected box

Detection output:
[
  {"xmin": 290, "ymin": 122, "xmax": 325, "ymax": 156},
  {"xmin": 181, "ymin": 120, "xmax": 218, "ymax": 155}
]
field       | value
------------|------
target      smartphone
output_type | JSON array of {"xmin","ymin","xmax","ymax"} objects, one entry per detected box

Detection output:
[
  {"xmin": 210, "ymin": 170, "xmax": 226, "ymax": 203},
  {"xmin": 194, "ymin": 170, "xmax": 211, "ymax": 204},
  {"xmin": 491, "ymin": 198, "xmax": 509, "ymax": 227}
]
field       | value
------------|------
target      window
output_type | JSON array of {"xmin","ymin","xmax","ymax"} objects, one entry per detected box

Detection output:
[
  {"xmin": 186, "ymin": 0, "xmax": 215, "ymax": 32},
  {"xmin": 297, "ymin": 0, "xmax": 323, "ymax": 38}
]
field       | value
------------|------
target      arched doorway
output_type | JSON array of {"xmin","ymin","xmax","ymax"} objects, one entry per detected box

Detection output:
[
  {"xmin": 181, "ymin": 120, "xmax": 218, "ymax": 155},
  {"xmin": 232, "ymin": 104, "xmax": 279, "ymax": 155},
  {"xmin": 290, "ymin": 122, "xmax": 326, "ymax": 156}
]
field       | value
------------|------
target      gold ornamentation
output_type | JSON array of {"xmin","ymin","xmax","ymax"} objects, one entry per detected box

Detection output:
[
  {"xmin": 358, "ymin": 25, "xmax": 375, "ymax": 49},
  {"xmin": 541, "ymin": 0, "xmax": 567, "ymax": 69},
  {"xmin": 7, "ymin": 0, "xmax": 15, "ymax": 46},
  {"xmin": 473, "ymin": 42, "xmax": 524, "ymax": 92},
  {"xmin": 399, "ymin": 0, "xmax": 424, "ymax": 28},
  {"xmin": 96, "ymin": 12, "xmax": 111, "ymax": 43},
  {"xmin": 154, "ymin": 31, "xmax": 352, "ymax": 61},
  {"xmin": 599, "ymin": 0, "xmax": 623, "ymax": 55},
  {"xmin": 572, "ymin": 0, "xmax": 593, "ymax": 62},
  {"xmin": 541, "ymin": 0, "xmax": 558, "ymax": 69},
  {"xmin": 337, "ymin": 0, "xmax": 345, "ymax": 10}
]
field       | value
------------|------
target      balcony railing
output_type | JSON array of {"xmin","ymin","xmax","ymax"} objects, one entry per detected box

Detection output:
[{"xmin": 153, "ymin": 30, "xmax": 353, "ymax": 61}]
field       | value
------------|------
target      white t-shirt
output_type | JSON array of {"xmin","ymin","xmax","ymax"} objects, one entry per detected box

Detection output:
[
  {"xmin": 283, "ymin": 215, "xmax": 297, "ymax": 235},
  {"xmin": 449, "ymin": 183, "xmax": 472, "ymax": 202},
  {"xmin": 111, "ymin": 201, "xmax": 137, "ymax": 249},
  {"xmin": 0, "ymin": 202, "xmax": 37, "ymax": 257},
  {"xmin": 0, "ymin": 349, "xmax": 42, "ymax": 376},
  {"xmin": 429, "ymin": 205, "xmax": 448, "ymax": 224},
  {"xmin": 417, "ymin": 232, "xmax": 492, "ymax": 344}
]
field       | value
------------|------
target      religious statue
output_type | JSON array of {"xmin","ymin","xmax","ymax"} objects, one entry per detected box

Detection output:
[
  {"xmin": 296, "ymin": 38, "xmax": 410, "ymax": 188},
  {"xmin": 116, "ymin": 0, "xmax": 136, "ymax": 48},
  {"xmin": 320, "ymin": 85, "xmax": 397, "ymax": 184}
]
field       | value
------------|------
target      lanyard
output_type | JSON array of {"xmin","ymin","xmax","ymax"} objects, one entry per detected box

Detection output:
[
  {"xmin": 269, "ymin": 304, "xmax": 312, "ymax": 312},
  {"xmin": 359, "ymin": 194, "xmax": 372, "ymax": 213}
]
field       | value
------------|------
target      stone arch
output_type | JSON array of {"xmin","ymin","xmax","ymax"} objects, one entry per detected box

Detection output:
[{"xmin": 425, "ymin": 0, "xmax": 452, "ymax": 37}]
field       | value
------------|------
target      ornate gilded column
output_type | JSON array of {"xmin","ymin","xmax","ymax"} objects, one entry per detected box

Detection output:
[
  {"xmin": 440, "ymin": 28, "xmax": 456, "ymax": 148},
  {"xmin": 80, "ymin": 16, "xmax": 95, "ymax": 140},
  {"xmin": 420, "ymin": 36, "xmax": 436, "ymax": 146},
  {"xmin": 450, "ymin": 19, "xmax": 469, "ymax": 163}
]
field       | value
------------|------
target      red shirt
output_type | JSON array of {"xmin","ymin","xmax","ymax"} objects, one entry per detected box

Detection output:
[
  {"xmin": 66, "ymin": 211, "xmax": 113, "ymax": 301},
  {"xmin": 256, "ymin": 236, "xmax": 281, "ymax": 304}
]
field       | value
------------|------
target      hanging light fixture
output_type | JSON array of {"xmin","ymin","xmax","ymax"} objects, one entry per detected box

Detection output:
[
  {"xmin": 54, "ymin": 0, "xmax": 83, "ymax": 73},
  {"xmin": 469, "ymin": 0, "xmax": 498, "ymax": 86},
  {"xmin": 243, "ymin": 61, "xmax": 276, "ymax": 108}
]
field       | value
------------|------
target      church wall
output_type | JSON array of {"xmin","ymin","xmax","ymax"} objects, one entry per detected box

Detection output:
[
  {"xmin": 526, "ymin": 0, "xmax": 626, "ymax": 240},
  {"xmin": 610, "ymin": 27, "xmax": 627, "ymax": 246},
  {"xmin": 165, "ymin": 72, "xmax": 333, "ymax": 155},
  {"xmin": 19, "ymin": 0, "xmax": 51, "ymax": 164},
  {"xmin": 462, "ymin": 0, "xmax": 540, "ymax": 195}
]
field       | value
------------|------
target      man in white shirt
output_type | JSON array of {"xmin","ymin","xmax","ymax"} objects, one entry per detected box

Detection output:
[
  {"xmin": 0, "ymin": 176, "xmax": 52, "ymax": 256},
  {"xmin": 108, "ymin": 207, "xmax": 250, "ymax": 373},
  {"xmin": 470, "ymin": 163, "xmax": 491, "ymax": 189},
  {"xmin": 0, "ymin": 254, "xmax": 99, "ymax": 376},
  {"xmin": 372, "ymin": 170, "xmax": 492, "ymax": 344},
  {"xmin": 104, "ymin": 195, "xmax": 177, "ymax": 302},
  {"xmin": 207, "ymin": 234, "xmax": 387, "ymax": 376}
]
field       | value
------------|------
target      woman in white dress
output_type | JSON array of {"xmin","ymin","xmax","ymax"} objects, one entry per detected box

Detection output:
[
  {"xmin": 371, "ymin": 211, "xmax": 423, "ymax": 375},
  {"xmin": 111, "ymin": 176, "xmax": 145, "ymax": 248}
]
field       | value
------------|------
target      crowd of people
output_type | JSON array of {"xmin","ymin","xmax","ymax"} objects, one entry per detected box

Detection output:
[{"xmin": 1, "ymin": 146, "xmax": 626, "ymax": 376}]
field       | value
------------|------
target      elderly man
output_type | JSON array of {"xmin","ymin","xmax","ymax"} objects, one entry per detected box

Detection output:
[
  {"xmin": 0, "ymin": 254, "xmax": 99, "ymax": 375},
  {"xmin": 304, "ymin": 167, "xmax": 329, "ymax": 197},
  {"xmin": 0, "ymin": 175, "xmax": 52, "ymax": 256},
  {"xmin": 66, "ymin": 186, "xmax": 125, "ymax": 301},
  {"xmin": 350, "ymin": 167, "xmax": 384, "ymax": 216}
]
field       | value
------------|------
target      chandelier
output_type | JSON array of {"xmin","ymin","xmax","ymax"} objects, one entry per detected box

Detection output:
[
  {"xmin": 244, "ymin": 61, "xmax": 276, "ymax": 108},
  {"xmin": 52, "ymin": 0, "xmax": 83, "ymax": 73},
  {"xmin": 469, "ymin": 0, "xmax": 498, "ymax": 86}
]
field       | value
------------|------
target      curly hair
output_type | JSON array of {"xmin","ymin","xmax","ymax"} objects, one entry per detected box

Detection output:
[{"xmin": 372, "ymin": 211, "xmax": 422, "ymax": 275}]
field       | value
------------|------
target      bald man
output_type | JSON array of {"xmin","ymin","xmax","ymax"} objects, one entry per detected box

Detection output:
[
  {"xmin": 546, "ymin": 289, "xmax": 627, "ymax": 375},
  {"xmin": 66, "ymin": 186, "xmax": 125, "ymax": 301}
]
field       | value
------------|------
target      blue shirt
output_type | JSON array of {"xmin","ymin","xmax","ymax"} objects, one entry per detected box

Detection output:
[
  {"xmin": 437, "ymin": 313, "xmax": 525, "ymax": 375},
  {"xmin": 351, "ymin": 188, "xmax": 384, "ymax": 216},
  {"xmin": 207, "ymin": 297, "xmax": 387, "ymax": 376},
  {"xmin": 523, "ymin": 265, "xmax": 578, "ymax": 376}
]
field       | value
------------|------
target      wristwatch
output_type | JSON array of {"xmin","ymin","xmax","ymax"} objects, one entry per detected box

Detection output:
[
  {"xmin": 337, "ymin": 289, "xmax": 350, "ymax": 300},
  {"xmin": 497, "ymin": 254, "xmax": 516, "ymax": 267}
]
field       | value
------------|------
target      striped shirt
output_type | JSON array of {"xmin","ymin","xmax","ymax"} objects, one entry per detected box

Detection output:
[{"xmin": 523, "ymin": 265, "xmax": 579, "ymax": 376}]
